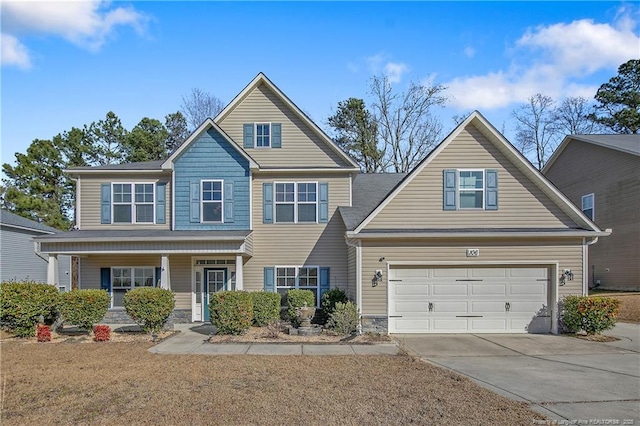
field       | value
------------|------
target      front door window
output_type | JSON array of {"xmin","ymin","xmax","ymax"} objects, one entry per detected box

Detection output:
[{"xmin": 204, "ymin": 268, "xmax": 226, "ymax": 321}]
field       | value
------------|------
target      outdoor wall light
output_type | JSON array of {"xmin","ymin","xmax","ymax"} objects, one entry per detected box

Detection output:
[
  {"xmin": 559, "ymin": 269, "xmax": 574, "ymax": 286},
  {"xmin": 372, "ymin": 270, "xmax": 383, "ymax": 287}
]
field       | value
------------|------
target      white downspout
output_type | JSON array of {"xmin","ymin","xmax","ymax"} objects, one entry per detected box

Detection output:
[
  {"xmin": 345, "ymin": 237, "xmax": 362, "ymax": 334},
  {"xmin": 584, "ymin": 236, "xmax": 600, "ymax": 296}
]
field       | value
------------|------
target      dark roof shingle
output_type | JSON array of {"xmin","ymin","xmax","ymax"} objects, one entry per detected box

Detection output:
[{"xmin": 0, "ymin": 210, "xmax": 61, "ymax": 233}]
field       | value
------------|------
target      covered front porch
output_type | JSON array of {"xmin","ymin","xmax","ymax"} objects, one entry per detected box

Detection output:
[{"xmin": 34, "ymin": 230, "xmax": 253, "ymax": 323}]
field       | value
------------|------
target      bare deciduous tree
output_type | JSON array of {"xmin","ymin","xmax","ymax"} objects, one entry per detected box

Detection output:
[
  {"xmin": 180, "ymin": 88, "xmax": 224, "ymax": 131},
  {"xmin": 512, "ymin": 94, "xmax": 560, "ymax": 170},
  {"xmin": 370, "ymin": 75, "xmax": 447, "ymax": 173},
  {"xmin": 553, "ymin": 96, "xmax": 602, "ymax": 135}
]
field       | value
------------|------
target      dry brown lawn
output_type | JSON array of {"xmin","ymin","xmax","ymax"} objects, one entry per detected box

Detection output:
[
  {"xmin": 0, "ymin": 342, "xmax": 544, "ymax": 425},
  {"xmin": 591, "ymin": 291, "xmax": 640, "ymax": 324}
]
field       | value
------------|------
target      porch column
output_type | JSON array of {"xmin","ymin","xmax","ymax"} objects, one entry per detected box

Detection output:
[
  {"xmin": 161, "ymin": 255, "xmax": 171, "ymax": 290},
  {"xmin": 235, "ymin": 254, "xmax": 244, "ymax": 290},
  {"xmin": 47, "ymin": 254, "xmax": 59, "ymax": 287}
]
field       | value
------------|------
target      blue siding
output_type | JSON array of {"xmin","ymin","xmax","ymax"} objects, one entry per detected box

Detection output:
[{"xmin": 174, "ymin": 128, "xmax": 250, "ymax": 230}]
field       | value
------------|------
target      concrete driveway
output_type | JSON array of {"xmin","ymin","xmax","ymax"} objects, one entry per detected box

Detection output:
[{"xmin": 395, "ymin": 323, "xmax": 640, "ymax": 423}]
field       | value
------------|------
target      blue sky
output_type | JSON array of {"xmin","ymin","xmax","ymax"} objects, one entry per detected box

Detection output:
[{"xmin": 2, "ymin": 1, "xmax": 639, "ymax": 166}]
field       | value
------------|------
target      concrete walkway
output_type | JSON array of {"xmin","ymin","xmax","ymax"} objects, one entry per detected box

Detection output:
[
  {"xmin": 396, "ymin": 323, "xmax": 640, "ymax": 424},
  {"xmin": 148, "ymin": 323, "xmax": 398, "ymax": 356}
]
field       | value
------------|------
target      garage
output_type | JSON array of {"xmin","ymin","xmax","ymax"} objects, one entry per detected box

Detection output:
[{"xmin": 388, "ymin": 266, "xmax": 551, "ymax": 333}]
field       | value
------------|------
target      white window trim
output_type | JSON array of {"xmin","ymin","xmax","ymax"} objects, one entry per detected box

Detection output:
[
  {"xmin": 110, "ymin": 266, "xmax": 156, "ymax": 308},
  {"xmin": 111, "ymin": 182, "xmax": 156, "ymax": 224},
  {"xmin": 254, "ymin": 122, "xmax": 272, "ymax": 148},
  {"xmin": 457, "ymin": 169, "xmax": 485, "ymax": 210},
  {"xmin": 274, "ymin": 181, "xmax": 318, "ymax": 224},
  {"xmin": 275, "ymin": 265, "xmax": 320, "ymax": 307},
  {"xmin": 200, "ymin": 179, "xmax": 224, "ymax": 224},
  {"xmin": 581, "ymin": 193, "xmax": 595, "ymax": 220}
]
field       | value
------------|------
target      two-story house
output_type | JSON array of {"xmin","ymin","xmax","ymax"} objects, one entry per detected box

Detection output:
[{"xmin": 35, "ymin": 73, "xmax": 607, "ymax": 334}]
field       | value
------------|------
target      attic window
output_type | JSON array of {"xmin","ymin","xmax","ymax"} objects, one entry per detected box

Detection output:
[
  {"xmin": 255, "ymin": 123, "xmax": 270, "ymax": 147},
  {"xmin": 459, "ymin": 170, "xmax": 484, "ymax": 209}
]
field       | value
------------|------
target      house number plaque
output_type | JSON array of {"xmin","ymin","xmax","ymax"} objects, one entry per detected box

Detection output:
[{"xmin": 466, "ymin": 249, "xmax": 480, "ymax": 257}]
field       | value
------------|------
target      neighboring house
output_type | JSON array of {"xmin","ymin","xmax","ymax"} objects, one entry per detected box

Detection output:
[
  {"xmin": 34, "ymin": 73, "xmax": 606, "ymax": 333},
  {"xmin": 0, "ymin": 209, "xmax": 71, "ymax": 291},
  {"xmin": 543, "ymin": 135, "xmax": 640, "ymax": 291}
]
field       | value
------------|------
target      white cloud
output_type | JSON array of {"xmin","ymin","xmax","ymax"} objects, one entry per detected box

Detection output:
[
  {"xmin": 1, "ymin": 33, "xmax": 31, "ymax": 69},
  {"xmin": 384, "ymin": 62, "xmax": 409, "ymax": 83},
  {"xmin": 1, "ymin": 1, "xmax": 147, "ymax": 68},
  {"xmin": 446, "ymin": 9, "xmax": 640, "ymax": 110}
]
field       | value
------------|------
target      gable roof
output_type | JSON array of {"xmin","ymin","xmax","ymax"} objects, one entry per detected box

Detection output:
[
  {"xmin": 162, "ymin": 118, "xmax": 259, "ymax": 170},
  {"xmin": 214, "ymin": 72, "xmax": 360, "ymax": 170},
  {"xmin": 542, "ymin": 134, "xmax": 640, "ymax": 173},
  {"xmin": 351, "ymin": 111, "xmax": 605, "ymax": 235},
  {"xmin": 0, "ymin": 209, "xmax": 60, "ymax": 234},
  {"xmin": 339, "ymin": 173, "xmax": 406, "ymax": 231}
]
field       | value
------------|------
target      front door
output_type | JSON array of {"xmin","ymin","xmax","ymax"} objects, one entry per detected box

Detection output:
[{"xmin": 203, "ymin": 268, "xmax": 226, "ymax": 321}]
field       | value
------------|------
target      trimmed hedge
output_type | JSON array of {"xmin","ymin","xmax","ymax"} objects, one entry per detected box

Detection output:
[
  {"xmin": 250, "ymin": 291, "xmax": 281, "ymax": 326},
  {"xmin": 561, "ymin": 295, "xmax": 620, "ymax": 335},
  {"xmin": 286, "ymin": 289, "xmax": 315, "ymax": 326},
  {"xmin": 327, "ymin": 301, "xmax": 360, "ymax": 335},
  {"xmin": 123, "ymin": 288, "xmax": 175, "ymax": 333},
  {"xmin": 61, "ymin": 289, "xmax": 111, "ymax": 331},
  {"xmin": 0, "ymin": 281, "xmax": 61, "ymax": 337},
  {"xmin": 319, "ymin": 288, "xmax": 348, "ymax": 324},
  {"xmin": 209, "ymin": 291, "xmax": 253, "ymax": 335}
]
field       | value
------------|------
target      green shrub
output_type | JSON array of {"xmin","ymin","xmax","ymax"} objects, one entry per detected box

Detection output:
[
  {"xmin": 250, "ymin": 291, "xmax": 281, "ymax": 326},
  {"xmin": 319, "ymin": 288, "xmax": 348, "ymax": 324},
  {"xmin": 561, "ymin": 295, "xmax": 620, "ymax": 335},
  {"xmin": 123, "ymin": 288, "xmax": 175, "ymax": 333},
  {"xmin": 209, "ymin": 291, "xmax": 253, "ymax": 335},
  {"xmin": 327, "ymin": 301, "xmax": 360, "ymax": 335},
  {"xmin": 61, "ymin": 289, "xmax": 110, "ymax": 331},
  {"xmin": 286, "ymin": 289, "xmax": 315, "ymax": 326},
  {"xmin": 0, "ymin": 281, "xmax": 61, "ymax": 337}
]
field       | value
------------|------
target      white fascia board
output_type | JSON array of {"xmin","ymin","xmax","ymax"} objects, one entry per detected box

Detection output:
[
  {"xmin": 35, "ymin": 235, "xmax": 250, "ymax": 243},
  {"xmin": 2, "ymin": 224, "xmax": 55, "ymax": 234},
  {"xmin": 64, "ymin": 169, "xmax": 169, "ymax": 175},
  {"xmin": 347, "ymin": 230, "xmax": 611, "ymax": 239},
  {"xmin": 255, "ymin": 168, "xmax": 360, "ymax": 174}
]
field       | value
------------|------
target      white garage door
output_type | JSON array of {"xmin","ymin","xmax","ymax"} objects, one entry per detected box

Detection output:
[{"xmin": 388, "ymin": 266, "xmax": 550, "ymax": 333}]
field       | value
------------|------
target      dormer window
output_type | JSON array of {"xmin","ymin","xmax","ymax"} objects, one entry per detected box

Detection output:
[{"xmin": 255, "ymin": 123, "xmax": 270, "ymax": 148}]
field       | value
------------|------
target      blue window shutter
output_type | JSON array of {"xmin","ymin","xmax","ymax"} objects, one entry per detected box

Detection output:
[
  {"xmin": 263, "ymin": 183, "xmax": 273, "ymax": 224},
  {"xmin": 486, "ymin": 169, "xmax": 498, "ymax": 210},
  {"xmin": 271, "ymin": 123, "xmax": 282, "ymax": 148},
  {"xmin": 155, "ymin": 267, "xmax": 162, "ymax": 287},
  {"xmin": 156, "ymin": 182, "xmax": 166, "ymax": 224},
  {"xmin": 224, "ymin": 181, "xmax": 234, "ymax": 223},
  {"xmin": 101, "ymin": 183, "xmax": 111, "ymax": 224},
  {"xmin": 100, "ymin": 268, "xmax": 111, "ymax": 292},
  {"xmin": 264, "ymin": 267, "xmax": 275, "ymax": 292},
  {"xmin": 320, "ymin": 267, "xmax": 330, "ymax": 300},
  {"xmin": 319, "ymin": 182, "xmax": 329, "ymax": 223},
  {"xmin": 243, "ymin": 124, "xmax": 254, "ymax": 148},
  {"xmin": 443, "ymin": 170, "xmax": 457, "ymax": 210},
  {"xmin": 190, "ymin": 182, "xmax": 200, "ymax": 223}
]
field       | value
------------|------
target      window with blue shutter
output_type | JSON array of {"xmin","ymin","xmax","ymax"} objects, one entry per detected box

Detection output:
[
  {"xmin": 100, "ymin": 268, "xmax": 111, "ymax": 293},
  {"xmin": 101, "ymin": 183, "xmax": 111, "ymax": 224},
  {"xmin": 271, "ymin": 123, "xmax": 282, "ymax": 148},
  {"xmin": 190, "ymin": 182, "xmax": 200, "ymax": 223},
  {"xmin": 263, "ymin": 183, "xmax": 273, "ymax": 224},
  {"xmin": 264, "ymin": 267, "xmax": 275, "ymax": 292},
  {"xmin": 318, "ymin": 182, "xmax": 329, "ymax": 223},
  {"xmin": 485, "ymin": 169, "xmax": 498, "ymax": 210},
  {"xmin": 224, "ymin": 181, "xmax": 234, "ymax": 223},
  {"xmin": 243, "ymin": 124, "xmax": 254, "ymax": 148},
  {"xmin": 443, "ymin": 170, "xmax": 457, "ymax": 210},
  {"xmin": 156, "ymin": 182, "xmax": 166, "ymax": 224},
  {"xmin": 319, "ymin": 267, "xmax": 330, "ymax": 299}
]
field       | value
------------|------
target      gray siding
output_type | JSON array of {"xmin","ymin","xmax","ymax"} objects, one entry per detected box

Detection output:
[
  {"xmin": 366, "ymin": 124, "xmax": 577, "ymax": 230},
  {"xmin": 545, "ymin": 141, "xmax": 640, "ymax": 291},
  {"xmin": 217, "ymin": 83, "xmax": 351, "ymax": 168},
  {"xmin": 360, "ymin": 238, "xmax": 584, "ymax": 315},
  {"xmin": 0, "ymin": 226, "xmax": 71, "ymax": 289},
  {"xmin": 78, "ymin": 174, "xmax": 171, "ymax": 230}
]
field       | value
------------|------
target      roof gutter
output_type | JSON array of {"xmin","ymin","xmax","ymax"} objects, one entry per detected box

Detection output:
[
  {"xmin": 346, "ymin": 230, "xmax": 612, "ymax": 239},
  {"xmin": 34, "ymin": 235, "xmax": 249, "ymax": 243}
]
